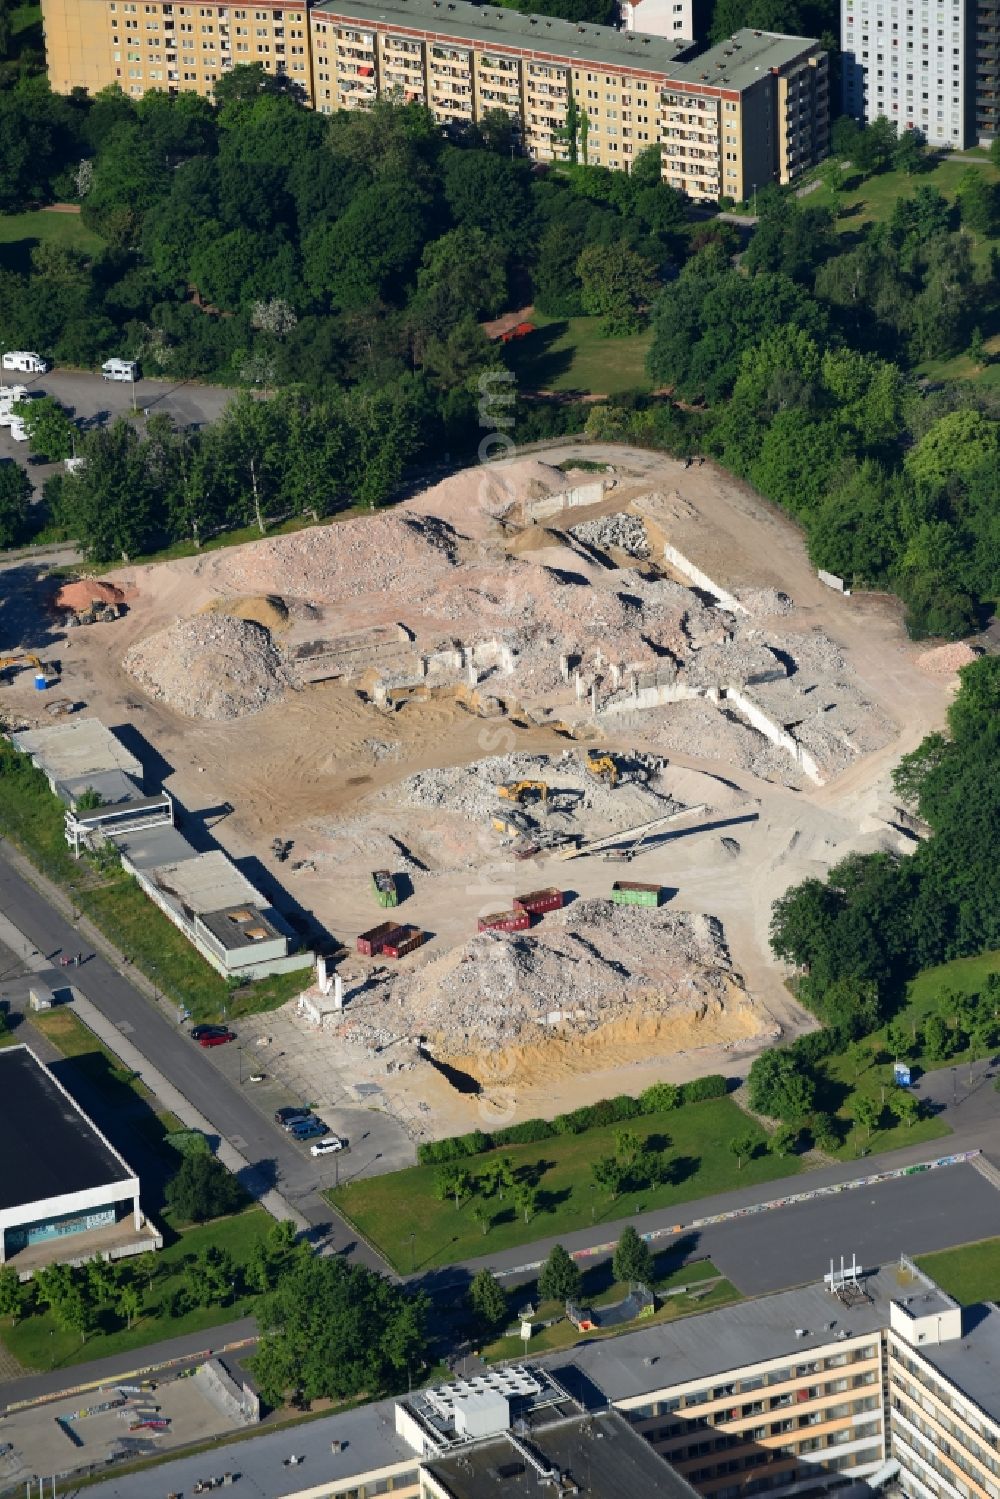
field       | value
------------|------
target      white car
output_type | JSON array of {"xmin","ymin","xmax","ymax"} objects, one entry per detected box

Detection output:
[
  {"xmin": 2, "ymin": 351, "xmax": 48, "ymax": 374},
  {"xmin": 310, "ymin": 1135, "xmax": 346, "ymax": 1157}
]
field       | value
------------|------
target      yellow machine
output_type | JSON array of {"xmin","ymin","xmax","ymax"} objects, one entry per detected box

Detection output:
[
  {"xmin": 0, "ymin": 652, "xmax": 43, "ymax": 679},
  {"xmin": 584, "ymin": 751, "xmax": 620, "ymax": 788},
  {"xmin": 498, "ymin": 779, "xmax": 549, "ymax": 805}
]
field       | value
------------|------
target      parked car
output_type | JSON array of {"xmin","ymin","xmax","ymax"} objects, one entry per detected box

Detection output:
[
  {"xmin": 310, "ymin": 1136, "xmax": 346, "ymax": 1157},
  {"xmin": 290, "ymin": 1118, "xmax": 327, "ymax": 1142},
  {"xmin": 280, "ymin": 1110, "xmax": 316, "ymax": 1132},
  {"xmin": 275, "ymin": 1107, "xmax": 310, "ymax": 1128},
  {"xmin": 191, "ymin": 1024, "xmax": 230, "ymax": 1040},
  {"xmin": 197, "ymin": 1030, "xmax": 236, "ymax": 1048}
]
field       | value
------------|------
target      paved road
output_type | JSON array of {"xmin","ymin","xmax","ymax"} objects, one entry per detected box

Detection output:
[{"xmin": 0, "ymin": 848, "xmax": 382, "ymax": 1270}]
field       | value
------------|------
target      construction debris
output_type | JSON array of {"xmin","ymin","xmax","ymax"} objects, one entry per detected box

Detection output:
[
  {"xmin": 570, "ymin": 513, "xmax": 650, "ymax": 558},
  {"xmin": 916, "ymin": 641, "xmax": 984, "ymax": 676},
  {"xmin": 123, "ymin": 616, "xmax": 291, "ymax": 720}
]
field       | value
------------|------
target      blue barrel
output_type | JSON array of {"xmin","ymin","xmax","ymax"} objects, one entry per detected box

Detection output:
[{"xmin": 34, "ymin": 672, "xmax": 47, "ymax": 691}]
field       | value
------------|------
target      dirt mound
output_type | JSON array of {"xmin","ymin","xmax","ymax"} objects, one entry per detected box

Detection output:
[
  {"xmin": 124, "ymin": 615, "xmax": 290, "ymax": 720},
  {"xmin": 201, "ymin": 594, "xmax": 290, "ymax": 632},
  {"xmin": 917, "ymin": 642, "xmax": 983, "ymax": 676},
  {"xmin": 409, "ymin": 459, "xmax": 571, "ymax": 540},
  {"xmin": 56, "ymin": 579, "xmax": 129, "ymax": 611}
]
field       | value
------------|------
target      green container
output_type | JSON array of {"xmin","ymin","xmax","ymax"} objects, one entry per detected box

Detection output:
[
  {"xmin": 611, "ymin": 882, "xmax": 661, "ymax": 908},
  {"xmin": 371, "ymin": 870, "xmax": 399, "ymax": 908}
]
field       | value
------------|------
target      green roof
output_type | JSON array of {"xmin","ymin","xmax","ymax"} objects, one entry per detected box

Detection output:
[
  {"xmin": 667, "ymin": 28, "xmax": 823, "ymax": 92},
  {"xmin": 312, "ymin": 0, "xmax": 694, "ymax": 74}
]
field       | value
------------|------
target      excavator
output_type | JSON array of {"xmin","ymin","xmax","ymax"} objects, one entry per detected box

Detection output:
[
  {"xmin": 584, "ymin": 750, "xmax": 620, "ymax": 788},
  {"xmin": 0, "ymin": 652, "xmax": 43, "ymax": 683},
  {"xmin": 498, "ymin": 779, "xmax": 549, "ymax": 806}
]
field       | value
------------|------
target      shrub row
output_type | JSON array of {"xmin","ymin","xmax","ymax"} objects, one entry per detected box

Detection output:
[{"xmin": 416, "ymin": 1075, "xmax": 728, "ymax": 1164}]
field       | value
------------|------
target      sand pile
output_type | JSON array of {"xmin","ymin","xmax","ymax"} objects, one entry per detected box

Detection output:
[
  {"xmin": 570, "ymin": 513, "xmax": 649, "ymax": 558},
  {"xmin": 413, "ymin": 459, "xmax": 572, "ymax": 540},
  {"xmin": 202, "ymin": 594, "xmax": 290, "ymax": 632},
  {"xmin": 56, "ymin": 579, "xmax": 129, "ymax": 611},
  {"xmin": 917, "ymin": 642, "xmax": 983, "ymax": 676},
  {"xmin": 341, "ymin": 901, "xmax": 751, "ymax": 1068},
  {"xmin": 124, "ymin": 616, "xmax": 290, "ymax": 720}
]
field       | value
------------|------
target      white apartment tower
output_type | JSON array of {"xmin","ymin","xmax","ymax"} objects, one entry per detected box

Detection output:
[{"xmin": 841, "ymin": 0, "xmax": 977, "ymax": 147}]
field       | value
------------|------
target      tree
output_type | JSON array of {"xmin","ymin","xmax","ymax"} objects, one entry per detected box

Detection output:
[
  {"xmin": 52, "ymin": 1281, "xmax": 95, "ymax": 1344},
  {"xmin": 0, "ymin": 1265, "xmax": 24, "ymax": 1325},
  {"xmin": 134, "ymin": 1252, "xmax": 159, "ymax": 1295},
  {"xmin": 12, "ymin": 396, "xmax": 76, "ymax": 462},
  {"xmin": 955, "ymin": 168, "xmax": 998, "ymax": 236},
  {"xmin": 614, "ymin": 1128, "xmax": 643, "ymax": 1167},
  {"xmin": 886, "ymin": 1022, "xmax": 914, "ymax": 1061},
  {"xmin": 468, "ymin": 1269, "xmax": 507, "ymax": 1334},
  {"xmin": 891, "ymin": 128, "xmax": 925, "ymax": 175},
  {"xmin": 116, "ymin": 1283, "xmax": 143, "ymax": 1329},
  {"xmin": 847, "ymin": 1041, "xmax": 876, "ymax": 1081},
  {"xmin": 85, "ymin": 1255, "xmax": 117, "ymax": 1304},
  {"xmin": 252, "ymin": 1255, "xmax": 429, "ymax": 1406},
  {"xmin": 612, "ymin": 1225, "xmax": 653, "ymax": 1285},
  {"xmin": 470, "ymin": 1202, "xmax": 491, "ymax": 1237},
  {"xmin": 512, "ymin": 1183, "xmax": 538, "ymax": 1224},
  {"xmin": 538, "ymin": 1244, "xmax": 582, "ymax": 1304},
  {"xmin": 435, "ymin": 1165, "xmax": 472, "ymax": 1211},
  {"xmin": 892, "ymin": 1092, "xmax": 921, "ymax": 1129},
  {"xmin": 853, "ymin": 1096, "xmax": 881, "ymax": 1139},
  {"xmin": 591, "ymin": 1154, "xmax": 628, "ymax": 1200},
  {"xmin": 164, "ymin": 1152, "xmax": 245, "ymax": 1224},
  {"xmin": 922, "ymin": 1013, "xmax": 954, "ymax": 1062},
  {"xmin": 747, "ymin": 1050, "xmax": 816, "ymax": 1121},
  {"xmin": 189, "ymin": 1245, "xmax": 236, "ymax": 1308},
  {"xmin": 729, "ymin": 1133, "xmax": 758, "ymax": 1170},
  {"xmin": 771, "ymin": 1124, "xmax": 800, "ymax": 1158},
  {"xmin": 0, "ymin": 461, "xmax": 32, "ymax": 549},
  {"xmin": 576, "ymin": 243, "xmax": 657, "ymax": 335},
  {"xmin": 811, "ymin": 1112, "xmax": 840, "ymax": 1153}
]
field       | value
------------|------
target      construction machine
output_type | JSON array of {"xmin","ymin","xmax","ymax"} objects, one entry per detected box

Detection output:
[
  {"xmin": 491, "ymin": 807, "xmax": 537, "ymax": 838},
  {"xmin": 0, "ymin": 652, "xmax": 43, "ymax": 682},
  {"xmin": 584, "ymin": 750, "xmax": 620, "ymax": 788},
  {"xmin": 498, "ymin": 779, "xmax": 549, "ymax": 806}
]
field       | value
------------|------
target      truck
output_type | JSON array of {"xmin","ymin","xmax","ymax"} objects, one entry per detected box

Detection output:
[
  {"xmin": 382, "ymin": 926, "xmax": 426, "ymax": 959},
  {"xmin": 101, "ymin": 358, "xmax": 139, "ymax": 382},
  {"xmin": 611, "ymin": 882, "xmax": 662, "ymax": 908},
  {"xmin": 356, "ymin": 921, "xmax": 404, "ymax": 957},
  {"xmin": 478, "ymin": 908, "xmax": 532, "ymax": 934},
  {"xmin": 2, "ymin": 351, "xmax": 48, "ymax": 374},
  {"xmin": 513, "ymin": 887, "xmax": 564, "ymax": 916},
  {"xmin": 370, "ymin": 870, "xmax": 399, "ymax": 908}
]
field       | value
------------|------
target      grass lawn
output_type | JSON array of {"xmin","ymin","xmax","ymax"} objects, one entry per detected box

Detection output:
[
  {"xmin": 0, "ymin": 1209, "xmax": 272, "ymax": 1372},
  {"xmin": 330, "ymin": 1096, "xmax": 802, "ymax": 1273},
  {"xmin": 502, "ymin": 313, "xmax": 652, "ymax": 396},
  {"xmin": 806, "ymin": 155, "xmax": 1000, "ymax": 239},
  {"xmin": 0, "ymin": 207, "xmax": 104, "ymax": 269},
  {"xmin": 0, "ymin": 741, "xmax": 305, "ymax": 1023},
  {"xmin": 916, "ymin": 1237, "xmax": 1000, "ymax": 1304}
]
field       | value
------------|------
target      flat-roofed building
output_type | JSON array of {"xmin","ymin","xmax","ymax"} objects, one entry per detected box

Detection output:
[{"xmin": 0, "ymin": 1045, "xmax": 160, "ymax": 1277}]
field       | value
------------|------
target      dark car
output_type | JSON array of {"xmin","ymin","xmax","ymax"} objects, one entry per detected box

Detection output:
[
  {"xmin": 275, "ymin": 1107, "xmax": 311, "ymax": 1128},
  {"xmin": 290, "ymin": 1117, "xmax": 327, "ymax": 1142},
  {"xmin": 191, "ymin": 1024, "xmax": 229, "ymax": 1040},
  {"xmin": 198, "ymin": 1030, "xmax": 236, "ymax": 1048}
]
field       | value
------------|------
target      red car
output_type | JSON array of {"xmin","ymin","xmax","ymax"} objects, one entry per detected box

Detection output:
[{"xmin": 197, "ymin": 1030, "xmax": 236, "ymax": 1047}]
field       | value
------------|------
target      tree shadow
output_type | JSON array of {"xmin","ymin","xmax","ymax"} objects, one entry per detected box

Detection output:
[
  {"xmin": 665, "ymin": 1154, "xmax": 699, "ymax": 1187},
  {"xmin": 503, "ymin": 321, "xmax": 575, "ymax": 391},
  {"xmin": 535, "ymin": 1186, "xmax": 571, "ymax": 1216}
]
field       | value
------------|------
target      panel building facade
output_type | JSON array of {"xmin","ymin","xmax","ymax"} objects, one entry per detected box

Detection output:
[{"xmin": 40, "ymin": 0, "xmax": 829, "ymax": 199}]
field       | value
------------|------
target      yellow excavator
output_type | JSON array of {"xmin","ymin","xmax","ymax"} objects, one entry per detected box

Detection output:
[
  {"xmin": 498, "ymin": 779, "xmax": 549, "ymax": 805},
  {"xmin": 0, "ymin": 652, "xmax": 43, "ymax": 682},
  {"xmin": 584, "ymin": 751, "xmax": 620, "ymax": 788}
]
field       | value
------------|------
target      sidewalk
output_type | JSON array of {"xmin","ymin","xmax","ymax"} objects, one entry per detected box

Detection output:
[{"xmin": 0, "ymin": 904, "xmax": 309, "ymax": 1234}]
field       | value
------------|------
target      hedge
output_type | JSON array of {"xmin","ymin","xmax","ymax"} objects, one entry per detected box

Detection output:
[{"xmin": 416, "ymin": 1074, "xmax": 729, "ymax": 1164}]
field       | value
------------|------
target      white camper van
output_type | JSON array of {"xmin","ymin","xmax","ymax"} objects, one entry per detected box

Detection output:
[
  {"xmin": 1, "ymin": 351, "xmax": 48, "ymax": 374},
  {"xmin": 0, "ymin": 384, "xmax": 28, "ymax": 410},
  {"xmin": 101, "ymin": 358, "xmax": 138, "ymax": 382}
]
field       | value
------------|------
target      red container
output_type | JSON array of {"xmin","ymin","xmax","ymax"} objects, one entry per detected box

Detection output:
[
  {"xmin": 513, "ymin": 887, "xmax": 564, "ymax": 915},
  {"xmin": 357, "ymin": 921, "xmax": 404, "ymax": 957},
  {"xmin": 383, "ymin": 927, "xmax": 426, "ymax": 959},
  {"xmin": 478, "ymin": 909, "xmax": 532, "ymax": 934}
]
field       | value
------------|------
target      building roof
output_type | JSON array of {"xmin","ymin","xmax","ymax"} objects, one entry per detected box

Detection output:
[
  {"xmin": 920, "ymin": 1305, "xmax": 1000, "ymax": 1428},
  {"xmin": 313, "ymin": 0, "xmax": 693, "ymax": 72},
  {"xmin": 667, "ymin": 28, "xmax": 821, "ymax": 91},
  {"xmin": 0, "ymin": 1046, "xmax": 136, "ymax": 1212},
  {"xmin": 147, "ymin": 850, "xmax": 268, "ymax": 917},
  {"xmin": 198, "ymin": 904, "xmax": 285, "ymax": 952},
  {"xmin": 560, "ymin": 1267, "xmax": 908, "ymax": 1402},
  {"xmin": 424, "ymin": 1409, "xmax": 694, "ymax": 1499},
  {"xmin": 59, "ymin": 768, "xmax": 144, "ymax": 808},
  {"xmin": 115, "ymin": 821, "xmax": 201, "ymax": 872},
  {"xmin": 11, "ymin": 719, "xmax": 142, "ymax": 786}
]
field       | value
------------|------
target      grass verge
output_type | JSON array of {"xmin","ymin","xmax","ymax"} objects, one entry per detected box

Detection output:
[
  {"xmin": 915, "ymin": 1237, "xmax": 1000, "ymax": 1304},
  {"xmin": 329, "ymin": 1096, "xmax": 802, "ymax": 1272}
]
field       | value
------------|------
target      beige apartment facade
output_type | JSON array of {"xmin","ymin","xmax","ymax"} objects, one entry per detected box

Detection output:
[
  {"xmin": 42, "ymin": 0, "xmax": 313, "ymax": 101},
  {"xmin": 41, "ymin": 0, "xmax": 828, "ymax": 198}
]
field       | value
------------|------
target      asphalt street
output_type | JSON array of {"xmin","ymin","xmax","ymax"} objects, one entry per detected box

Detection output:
[{"xmin": 0, "ymin": 848, "xmax": 379, "ymax": 1267}]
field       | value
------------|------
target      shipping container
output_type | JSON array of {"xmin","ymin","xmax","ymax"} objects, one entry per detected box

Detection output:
[
  {"xmin": 383, "ymin": 926, "xmax": 426, "ymax": 959},
  {"xmin": 611, "ymin": 882, "xmax": 662, "ymax": 907},
  {"xmin": 478, "ymin": 908, "xmax": 532, "ymax": 934},
  {"xmin": 357, "ymin": 920, "xmax": 404, "ymax": 956},
  {"xmin": 513, "ymin": 887, "xmax": 564, "ymax": 915},
  {"xmin": 370, "ymin": 869, "xmax": 399, "ymax": 908}
]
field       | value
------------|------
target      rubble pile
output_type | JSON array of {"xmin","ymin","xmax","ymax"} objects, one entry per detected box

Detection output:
[
  {"xmin": 570, "ymin": 513, "xmax": 650, "ymax": 558},
  {"xmin": 123, "ymin": 616, "xmax": 290, "ymax": 720}
]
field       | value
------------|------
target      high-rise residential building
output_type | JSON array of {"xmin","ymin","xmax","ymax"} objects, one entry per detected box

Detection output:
[
  {"xmin": 840, "ymin": 0, "xmax": 980, "ymax": 148},
  {"xmin": 620, "ymin": 0, "xmax": 695, "ymax": 45},
  {"xmin": 975, "ymin": 0, "xmax": 999, "ymax": 138},
  {"xmin": 38, "ymin": 0, "xmax": 829, "ymax": 197}
]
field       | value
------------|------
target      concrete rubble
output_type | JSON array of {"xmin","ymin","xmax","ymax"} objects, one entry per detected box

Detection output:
[
  {"xmin": 570, "ymin": 512, "xmax": 650, "ymax": 558},
  {"xmin": 123, "ymin": 615, "xmax": 291, "ymax": 720}
]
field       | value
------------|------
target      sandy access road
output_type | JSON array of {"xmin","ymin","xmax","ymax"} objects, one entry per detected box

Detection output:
[{"xmin": 1, "ymin": 444, "xmax": 955, "ymax": 1143}]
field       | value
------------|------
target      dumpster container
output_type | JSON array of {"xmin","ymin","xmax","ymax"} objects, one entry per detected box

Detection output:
[{"xmin": 611, "ymin": 882, "xmax": 662, "ymax": 907}]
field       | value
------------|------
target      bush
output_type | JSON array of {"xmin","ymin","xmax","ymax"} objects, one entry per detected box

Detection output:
[
  {"xmin": 639, "ymin": 1082, "xmax": 681, "ymax": 1114},
  {"xmin": 552, "ymin": 1113, "xmax": 585, "ymax": 1135},
  {"xmin": 165, "ymin": 1153, "xmax": 246, "ymax": 1224},
  {"xmin": 680, "ymin": 1074, "xmax": 728, "ymax": 1103},
  {"xmin": 492, "ymin": 1117, "xmax": 554, "ymax": 1146}
]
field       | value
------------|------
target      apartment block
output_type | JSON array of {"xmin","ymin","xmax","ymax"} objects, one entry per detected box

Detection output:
[
  {"xmin": 620, "ymin": 0, "xmax": 695, "ymax": 45},
  {"xmin": 841, "ymin": 0, "xmax": 978, "ymax": 147},
  {"xmin": 42, "ymin": 0, "xmax": 313, "ymax": 101},
  {"xmin": 975, "ymin": 0, "xmax": 999, "ymax": 138}
]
